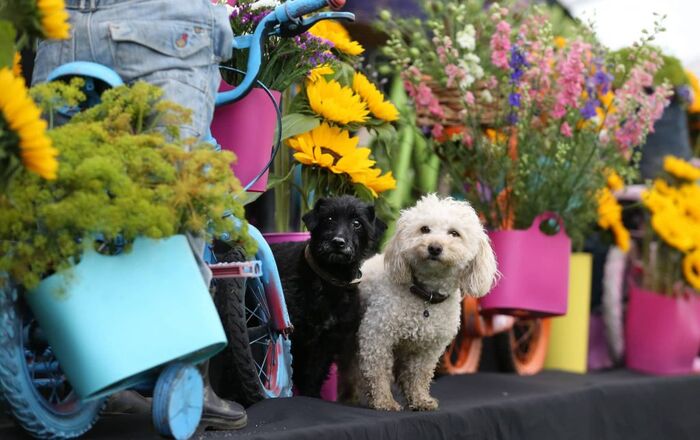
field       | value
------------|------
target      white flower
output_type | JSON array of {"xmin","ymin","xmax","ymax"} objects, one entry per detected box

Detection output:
[
  {"xmin": 480, "ymin": 90, "xmax": 493, "ymax": 103},
  {"xmin": 460, "ymin": 74, "xmax": 475, "ymax": 89},
  {"xmin": 249, "ymin": 0, "xmax": 280, "ymax": 10},
  {"xmin": 473, "ymin": 65, "xmax": 484, "ymax": 79},
  {"xmin": 456, "ymin": 25, "xmax": 476, "ymax": 51}
]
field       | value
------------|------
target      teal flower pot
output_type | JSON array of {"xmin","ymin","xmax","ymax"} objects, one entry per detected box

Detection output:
[{"xmin": 27, "ymin": 235, "xmax": 227, "ymax": 401}]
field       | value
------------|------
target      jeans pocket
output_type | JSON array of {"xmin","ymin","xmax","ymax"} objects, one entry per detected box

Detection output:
[{"xmin": 108, "ymin": 20, "xmax": 213, "ymax": 79}]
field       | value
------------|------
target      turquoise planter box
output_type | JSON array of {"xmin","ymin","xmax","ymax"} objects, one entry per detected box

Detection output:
[{"xmin": 27, "ymin": 235, "xmax": 227, "ymax": 401}]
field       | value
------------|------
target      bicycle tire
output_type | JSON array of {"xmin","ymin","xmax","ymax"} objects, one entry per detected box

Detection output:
[
  {"xmin": 0, "ymin": 286, "xmax": 104, "ymax": 439},
  {"xmin": 210, "ymin": 247, "xmax": 293, "ymax": 407}
]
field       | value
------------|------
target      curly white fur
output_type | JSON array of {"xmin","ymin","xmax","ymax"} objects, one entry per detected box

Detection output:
[{"xmin": 357, "ymin": 194, "xmax": 498, "ymax": 411}]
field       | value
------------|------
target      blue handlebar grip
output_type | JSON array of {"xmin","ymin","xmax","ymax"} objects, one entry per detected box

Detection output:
[{"xmin": 276, "ymin": 0, "xmax": 336, "ymax": 22}]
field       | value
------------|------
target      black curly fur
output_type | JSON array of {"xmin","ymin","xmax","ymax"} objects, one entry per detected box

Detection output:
[{"xmin": 270, "ymin": 196, "xmax": 386, "ymax": 397}]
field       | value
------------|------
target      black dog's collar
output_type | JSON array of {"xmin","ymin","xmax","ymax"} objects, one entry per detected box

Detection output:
[
  {"xmin": 410, "ymin": 277, "xmax": 449, "ymax": 304},
  {"xmin": 304, "ymin": 245, "xmax": 362, "ymax": 288}
]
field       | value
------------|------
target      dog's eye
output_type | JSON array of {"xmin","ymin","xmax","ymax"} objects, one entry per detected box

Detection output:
[
  {"xmin": 352, "ymin": 219, "xmax": 362, "ymax": 230},
  {"xmin": 326, "ymin": 216, "xmax": 334, "ymax": 223},
  {"xmin": 420, "ymin": 226, "xmax": 431, "ymax": 234},
  {"xmin": 449, "ymin": 230, "xmax": 461, "ymax": 238}
]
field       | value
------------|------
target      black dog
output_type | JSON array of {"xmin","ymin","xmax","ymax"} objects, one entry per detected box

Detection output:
[{"xmin": 270, "ymin": 196, "xmax": 386, "ymax": 397}]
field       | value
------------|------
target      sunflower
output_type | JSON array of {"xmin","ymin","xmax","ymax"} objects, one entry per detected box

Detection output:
[
  {"xmin": 12, "ymin": 52, "xmax": 22, "ymax": 77},
  {"xmin": 0, "ymin": 69, "xmax": 58, "ymax": 179},
  {"xmin": 641, "ymin": 188, "xmax": 672, "ymax": 213},
  {"xmin": 651, "ymin": 211, "xmax": 695, "ymax": 252},
  {"xmin": 307, "ymin": 64, "xmax": 334, "ymax": 83},
  {"xmin": 606, "ymin": 170, "xmax": 624, "ymax": 191},
  {"xmin": 612, "ymin": 223, "xmax": 630, "ymax": 252},
  {"xmin": 308, "ymin": 20, "xmax": 364, "ymax": 56},
  {"xmin": 663, "ymin": 155, "xmax": 700, "ymax": 181},
  {"xmin": 352, "ymin": 72, "xmax": 399, "ymax": 122},
  {"xmin": 597, "ymin": 187, "xmax": 622, "ymax": 229},
  {"xmin": 288, "ymin": 123, "xmax": 373, "ymax": 174},
  {"xmin": 683, "ymin": 250, "xmax": 700, "ymax": 290},
  {"xmin": 306, "ymin": 77, "xmax": 369, "ymax": 125},
  {"xmin": 348, "ymin": 167, "xmax": 396, "ymax": 197},
  {"xmin": 36, "ymin": 0, "xmax": 71, "ymax": 39}
]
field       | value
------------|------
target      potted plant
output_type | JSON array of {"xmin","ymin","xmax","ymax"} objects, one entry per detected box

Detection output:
[
  {"xmin": 377, "ymin": 0, "xmax": 670, "ymax": 317},
  {"xmin": 0, "ymin": 80, "xmax": 256, "ymax": 399},
  {"xmin": 625, "ymin": 155, "xmax": 700, "ymax": 375}
]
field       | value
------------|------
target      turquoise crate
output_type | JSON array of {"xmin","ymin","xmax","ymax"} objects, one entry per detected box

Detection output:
[{"xmin": 27, "ymin": 235, "xmax": 227, "ymax": 401}]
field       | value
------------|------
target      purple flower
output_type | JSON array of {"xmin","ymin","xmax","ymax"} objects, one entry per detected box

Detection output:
[
  {"xmin": 508, "ymin": 92, "xmax": 521, "ymax": 108},
  {"xmin": 580, "ymin": 98, "xmax": 599, "ymax": 119},
  {"xmin": 507, "ymin": 111, "xmax": 518, "ymax": 124},
  {"xmin": 677, "ymin": 85, "xmax": 692, "ymax": 103},
  {"xmin": 509, "ymin": 45, "xmax": 528, "ymax": 84},
  {"xmin": 593, "ymin": 71, "xmax": 613, "ymax": 94}
]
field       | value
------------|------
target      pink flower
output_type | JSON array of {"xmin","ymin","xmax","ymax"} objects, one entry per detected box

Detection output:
[
  {"xmin": 560, "ymin": 122, "xmax": 572, "ymax": 137},
  {"xmin": 445, "ymin": 64, "xmax": 465, "ymax": 88},
  {"xmin": 465, "ymin": 91, "xmax": 475, "ymax": 105},
  {"xmin": 431, "ymin": 124, "xmax": 444, "ymax": 139},
  {"xmin": 552, "ymin": 41, "xmax": 588, "ymax": 118},
  {"xmin": 490, "ymin": 21, "xmax": 512, "ymax": 69}
]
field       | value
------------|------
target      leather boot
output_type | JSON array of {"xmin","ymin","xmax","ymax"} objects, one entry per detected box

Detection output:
[
  {"xmin": 198, "ymin": 360, "xmax": 247, "ymax": 430},
  {"xmin": 102, "ymin": 390, "xmax": 151, "ymax": 415}
]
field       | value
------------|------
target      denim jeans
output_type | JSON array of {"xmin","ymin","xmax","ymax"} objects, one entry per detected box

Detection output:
[{"xmin": 32, "ymin": 0, "xmax": 233, "ymax": 140}]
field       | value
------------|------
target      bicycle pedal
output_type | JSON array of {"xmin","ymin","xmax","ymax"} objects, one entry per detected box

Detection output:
[{"xmin": 208, "ymin": 260, "xmax": 262, "ymax": 279}]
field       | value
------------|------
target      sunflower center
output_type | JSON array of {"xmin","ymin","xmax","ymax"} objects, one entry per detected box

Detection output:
[{"xmin": 320, "ymin": 147, "xmax": 342, "ymax": 164}]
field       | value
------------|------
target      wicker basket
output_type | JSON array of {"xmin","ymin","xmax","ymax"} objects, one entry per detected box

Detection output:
[{"xmin": 414, "ymin": 75, "xmax": 499, "ymax": 128}]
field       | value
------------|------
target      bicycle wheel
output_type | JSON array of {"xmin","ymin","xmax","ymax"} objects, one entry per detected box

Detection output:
[
  {"xmin": 494, "ymin": 318, "xmax": 551, "ymax": 375},
  {"xmin": 441, "ymin": 297, "xmax": 483, "ymax": 374},
  {"xmin": 211, "ymin": 247, "xmax": 293, "ymax": 407},
  {"xmin": 0, "ymin": 286, "xmax": 104, "ymax": 439}
]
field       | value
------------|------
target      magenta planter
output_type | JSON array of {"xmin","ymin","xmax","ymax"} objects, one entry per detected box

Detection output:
[
  {"xmin": 263, "ymin": 231, "xmax": 338, "ymax": 402},
  {"xmin": 211, "ymin": 83, "xmax": 281, "ymax": 192},
  {"xmin": 625, "ymin": 284, "xmax": 700, "ymax": 375},
  {"xmin": 479, "ymin": 214, "xmax": 571, "ymax": 317},
  {"xmin": 263, "ymin": 232, "xmax": 310, "ymax": 244}
]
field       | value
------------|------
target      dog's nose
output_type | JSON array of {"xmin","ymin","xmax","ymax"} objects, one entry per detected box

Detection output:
[
  {"xmin": 332, "ymin": 237, "xmax": 346, "ymax": 249},
  {"xmin": 428, "ymin": 244, "xmax": 442, "ymax": 256}
]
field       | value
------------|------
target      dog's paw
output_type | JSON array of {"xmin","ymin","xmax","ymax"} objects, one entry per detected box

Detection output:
[
  {"xmin": 409, "ymin": 396, "xmax": 439, "ymax": 411},
  {"xmin": 370, "ymin": 398, "xmax": 403, "ymax": 412}
]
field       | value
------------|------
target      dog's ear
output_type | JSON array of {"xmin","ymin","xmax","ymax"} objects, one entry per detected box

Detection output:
[
  {"xmin": 364, "ymin": 205, "xmax": 388, "ymax": 244},
  {"xmin": 302, "ymin": 198, "xmax": 327, "ymax": 231},
  {"xmin": 383, "ymin": 225, "xmax": 411, "ymax": 285},
  {"xmin": 460, "ymin": 233, "xmax": 499, "ymax": 298}
]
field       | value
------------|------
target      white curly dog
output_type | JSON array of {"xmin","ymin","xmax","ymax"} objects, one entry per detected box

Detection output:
[{"xmin": 357, "ymin": 194, "xmax": 498, "ymax": 411}]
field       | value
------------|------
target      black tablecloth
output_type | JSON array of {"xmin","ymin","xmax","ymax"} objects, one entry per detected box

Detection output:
[{"xmin": 3, "ymin": 370, "xmax": 700, "ymax": 440}]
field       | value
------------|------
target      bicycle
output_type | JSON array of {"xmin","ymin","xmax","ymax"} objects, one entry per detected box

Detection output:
[{"xmin": 0, "ymin": 0, "xmax": 354, "ymax": 438}]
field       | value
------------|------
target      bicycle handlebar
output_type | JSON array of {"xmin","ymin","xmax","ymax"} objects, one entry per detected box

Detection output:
[{"xmin": 215, "ymin": 0, "xmax": 354, "ymax": 106}]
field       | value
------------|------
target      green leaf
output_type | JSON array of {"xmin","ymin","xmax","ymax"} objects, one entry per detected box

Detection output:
[
  {"xmin": 0, "ymin": 21, "xmax": 17, "ymax": 69},
  {"xmin": 266, "ymin": 163, "xmax": 298, "ymax": 189},
  {"xmin": 281, "ymin": 113, "xmax": 320, "ymax": 140},
  {"xmin": 372, "ymin": 123, "xmax": 398, "ymax": 145}
]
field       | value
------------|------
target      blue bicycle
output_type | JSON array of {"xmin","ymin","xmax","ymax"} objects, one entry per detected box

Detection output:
[{"xmin": 0, "ymin": 0, "xmax": 354, "ymax": 438}]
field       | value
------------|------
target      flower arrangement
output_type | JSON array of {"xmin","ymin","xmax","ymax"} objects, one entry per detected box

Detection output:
[
  {"xmin": 0, "ymin": 81, "xmax": 255, "ymax": 289},
  {"xmin": 377, "ymin": 0, "xmax": 671, "ymax": 246},
  {"xmin": 639, "ymin": 156, "xmax": 700, "ymax": 295},
  {"xmin": 0, "ymin": 0, "xmax": 70, "ymax": 188},
  {"xmin": 268, "ymin": 20, "xmax": 398, "ymax": 230},
  {"xmin": 217, "ymin": 0, "xmax": 337, "ymax": 92}
]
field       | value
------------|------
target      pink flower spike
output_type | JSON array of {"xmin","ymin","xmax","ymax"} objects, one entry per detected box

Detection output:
[{"xmin": 560, "ymin": 122, "xmax": 573, "ymax": 137}]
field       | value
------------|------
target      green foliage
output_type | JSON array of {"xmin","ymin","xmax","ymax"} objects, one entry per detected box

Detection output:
[
  {"xmin": 613, "ymin": 47, "xmax": 689, "ymax": 88},
  {"xmin": 0, "ymin": 81, "xmax": 255, "ymax": 289},
  {"xmin": 0, "ymin": 20, "xmax": 16, "ymax": 69}
]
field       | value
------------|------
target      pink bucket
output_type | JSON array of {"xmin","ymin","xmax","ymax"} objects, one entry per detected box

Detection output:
[
  {"xmin": 479, "ymin": 213, "xmax": 571, "ymax": 317},
  {"xmin": 263, "ymin": 231, "xmax": 339, "ymax": 401},
  {"xmin": 211, "ymin": 82, "xmax": 281, "ymax": 192},
  {"xmin": 625, "ymin": 284, "xmax": 700, "ymax": 375}
]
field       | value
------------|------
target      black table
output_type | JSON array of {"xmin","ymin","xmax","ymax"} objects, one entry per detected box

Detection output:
[{"xmin": 3, "ymin": 370, "xmax": 700, "ymax": 440}]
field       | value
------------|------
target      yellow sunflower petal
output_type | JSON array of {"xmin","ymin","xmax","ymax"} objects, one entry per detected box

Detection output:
[
  {"xmin": 36, "ymin": 0, "xmax": 71, "ymax": 39},
  {"xmin": 12, "ymin": 52, "xmax": 22, "ymax": 77},
  {"xmin": 308, "ymin": 64, "xmax": 334, "ymax": 83},
  {"xmin": 683, "ymin": 250, "xmax": 700, "ymax": 290},
  {"xmin": 308, "ymin": 20, "xmax": 364, "ymax": 56},
  {"xmin": 0, "ymin": 68, "xmax": 58, "ymax": 180},
  {"xmin": 306, "ymin": 77, "xmax": 369, "ymax": 125},
  {"xmin": 664, "ymin": 156, "xmax": 700, "ymax": 181},
  {"xmin": 352, "ymin": 72, "xmax": 399, "ymax": 122}
]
